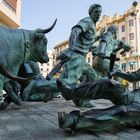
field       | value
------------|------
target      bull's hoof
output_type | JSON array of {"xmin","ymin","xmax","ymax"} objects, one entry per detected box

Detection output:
[
  {"xmin": 15, "ymin": 98, "xmax": 22, "ymax": 105},
  {"xmin": 20, "ymin": 92, "xmax": 29, "ymax": 101},
  {"xmin": 11, "ymin": 95, "xmax": 22, "ymax": 105},
  {"xmin": 8, "ymin": 92, "xmax": 22, "ymax": 105},
  {"xmin": 0, "ymin": 102, "xmax": 9, "ymax": 111},
  {"xmin": 135, "ymin": 125, "xmax": 140, "ymax": 130},
  {"xmin": 0, "ymin": 96, "xmax": 11, "ymax": 111},
  {"xmin": 43, "ymin": 93, "xmax": 53, "ymax": 103}
]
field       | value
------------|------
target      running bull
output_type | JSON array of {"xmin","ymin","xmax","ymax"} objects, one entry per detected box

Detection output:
[{"xmin": 0, "ymin": 19, "xmax": 57, "ymax": 107}]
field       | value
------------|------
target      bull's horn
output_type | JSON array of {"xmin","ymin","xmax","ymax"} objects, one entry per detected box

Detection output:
[{"xmin": 41, "ymin": 19, "xmax": 57, "ymax": 34}]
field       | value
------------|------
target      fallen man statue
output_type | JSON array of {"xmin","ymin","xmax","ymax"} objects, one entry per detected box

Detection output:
[
  {"xmin": 18, "ymin": 61, "xmax": 61, "ymax": 102},
  {"xmin": 57, "ymin": 68, "xmax": 140, "ymax": 133}
]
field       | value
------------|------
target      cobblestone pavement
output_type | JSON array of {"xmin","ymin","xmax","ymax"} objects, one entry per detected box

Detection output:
[{"xmin": 0, "ymin": 98, "xmax": 140, "ymax": 140}]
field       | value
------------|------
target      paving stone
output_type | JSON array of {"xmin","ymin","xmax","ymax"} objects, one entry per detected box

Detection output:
[{"xmin": 0, "ymin": 98, "xmax": 140, "ymax": 140}]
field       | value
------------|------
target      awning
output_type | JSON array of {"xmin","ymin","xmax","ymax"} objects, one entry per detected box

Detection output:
[{"xmin": 129, "ymin": 61, "xmax": 135, "ymax": 65}]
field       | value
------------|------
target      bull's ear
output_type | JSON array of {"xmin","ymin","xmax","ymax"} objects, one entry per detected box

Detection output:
[
  {"xmin": 35, "ymin": 32, "xmax": 44, "ymax": 39},
  {"xmin": 25, "ymin": 42, "xmax": 30, "ymax": 52}
]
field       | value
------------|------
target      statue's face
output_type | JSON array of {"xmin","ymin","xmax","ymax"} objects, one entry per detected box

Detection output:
[
  {"xmin": 107, "ymin": 25, "xmax": 118, "ymax": 39},
  {"xmin": 112, "ymin": 29, "xmax": 118, "ymax": 39},
  {"xmin": 113, "ymin": 32, "xmax": 117, "ymax": 39},
  {"xmin": 90, "ymin": 7, "xmax": 102, "ymax": 23}
]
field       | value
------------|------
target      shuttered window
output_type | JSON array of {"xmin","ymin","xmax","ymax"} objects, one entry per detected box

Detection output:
[
  {"xmin": 5, "ymin": 0, "xmax": 17, "ymax": 10},
  {"xmin": 2, "ymin": 0, "xmax": 17, "ymax": 13}
]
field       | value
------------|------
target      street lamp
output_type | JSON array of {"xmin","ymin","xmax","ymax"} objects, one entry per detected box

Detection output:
[{"xmin": 132, "ymin": 1, "xmax": 138, "ymax": 7}]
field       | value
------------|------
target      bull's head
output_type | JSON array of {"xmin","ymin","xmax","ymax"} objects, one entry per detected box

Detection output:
[{"xmin": 29, "ymin": 19, "xmax": 57, "ymax": 63}]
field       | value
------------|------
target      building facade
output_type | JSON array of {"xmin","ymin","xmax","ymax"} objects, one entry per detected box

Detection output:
[
  {"xmin": 96, "ymin": 3, "xmax": 140, "ymax": 89},
  {"xmin": 38, "ymin": 51, "xmax": 54, "ymax": 77},
  {"xmin": 0, "ymin": 0, "xmax": 21, "ymax": 27},
  {"xmin": 52, "ymin": 40, "xmax": 69, "ymax": 65},
  {"xmin": 0, "ymin": 0, "xmax": 54, "ymax": 78},
  {"xmin": 52, "ymin": 3, "xmax": 140, "ymax": 89}
]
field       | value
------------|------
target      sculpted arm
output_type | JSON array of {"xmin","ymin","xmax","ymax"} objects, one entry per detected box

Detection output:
[
  {"xmin": 118, "ymin": 40, "xmax": 132, "ymax": 55},
  {"xmin": 92, "ymin": 32, "xmax": 109, "ymax": 55},
  {"xmin": 123, "ymin": 42, "xmax": 132, "ymax": 52},
  {"xmin": 69, "ymin": 26, "xmax": 83, "ymax": 50},
  {"xmin": 116, "ymin": 68, "xmax": 140, "ymax": 82},
  {"xmin": 57, "ymin": 26, "xmax": 83, "ymax": 60}
]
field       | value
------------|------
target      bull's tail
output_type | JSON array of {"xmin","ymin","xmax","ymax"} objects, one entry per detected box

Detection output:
[{"xmin": 0, "ymin": 64, "xmax": 33, "ymax": 81}]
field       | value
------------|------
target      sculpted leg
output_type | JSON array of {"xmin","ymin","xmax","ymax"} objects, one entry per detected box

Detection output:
[
  {"xmin": 57, "ymin": 79, "xmax": 132, "ymax": 105},
  {"xmin": 58, "ymin": 105, "xmax": 140, "ymax": 132},
  {"xmin": 58, "ymin": 78, "xmax": 140, "ymax": 132},
  {"xmin": 0, "ymin": 81, "xmax": 12, "ymax": 110},
  {"xmin": 0, "ymin": 80, "xmax": 5, "ymax": 110},
  {"xmin": 4, "ymin": 81, "xmax": 22, "ymax": 105},
  {"xmin": 61, "ymin": 53, "xmax": 84, "ymax": 85},
  {"xmin": 0, "ymin": 94, "xmax": 11, "ymax": 110},
  {"xmin": 60, "ymin": 53, "xmax": 97, "ymax": 107},
  {"xmin": 73, "ymin": 63, "xmax": 97, "ymax": 108},
  {"xmin": 21, "ymin": 78, "xmax": 60, "ymax": 102}
]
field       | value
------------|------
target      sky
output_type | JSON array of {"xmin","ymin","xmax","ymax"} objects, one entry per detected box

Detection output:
[{"xmin": 21, "ymin": 0, "xmax": 137, "ymax": 51}]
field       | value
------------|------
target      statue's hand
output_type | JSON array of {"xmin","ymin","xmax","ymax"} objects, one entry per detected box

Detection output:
[
  {"xmin": 98, "ymin": 53, "xmax": 105, "ymax": 58},
  {"xmin": 92, "ymin": 50, "xmax": 105, "ymax": 58},
  {"xmin": 94, "ymin": 27, "xmax": 106, "ymax": 42},
  {"xmin": 57, "ymin": 48, "xmax": 73, "ymax": 60},
  {"xmin": 120, "ymin": 50, "xmax": 126, "ymax": 55},
  {"xmin": 109, "ymin": 70, "xmax": 118, "ymax": 78},
  {"xmin": 110, "ymin": 79, "xmax": 120, "ymax": 85},
  {"xmin": 120, "ymin": 44, "xmax": 132, "ymax": 55},
  {"xmin": 99, "ymin": 27, "xmax": 106, "ymax": 36}
]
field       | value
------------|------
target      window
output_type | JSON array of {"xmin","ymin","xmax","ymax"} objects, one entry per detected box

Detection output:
[
  {"xmin": 130, "ymin": 46, "xmax": 135, "ymax": 54},
  {"xmin": 129, "ymin": 19, "xmax": 134, "ymax": 27},
  {"xmin": 121, "ymin": 63, "xmax": 126, "ymax": 71},
  {"xmin": 121, "ymin": 37, "xmax": 126, "ymax": 42},
  {"xmin": 129, "ymin": 61, "xmax": 135, "ymax": 70},
  {"xmin": 2, "ymin": 0, "xmax": 17, "ymax": 14},
  {"xmin": 88, "ymin": 57, "xmax": 90, "ymax": 63},
  {"xmin": 129, "ymin": 33, "xmax": 134, "ymax": 40},
  {"xmin": 121, "ymin": 25, "xmax": 125, "ymax": 32},
  {"xmin": 130, "ymin": 65, "xmax": 134, "ymax": 70}
]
